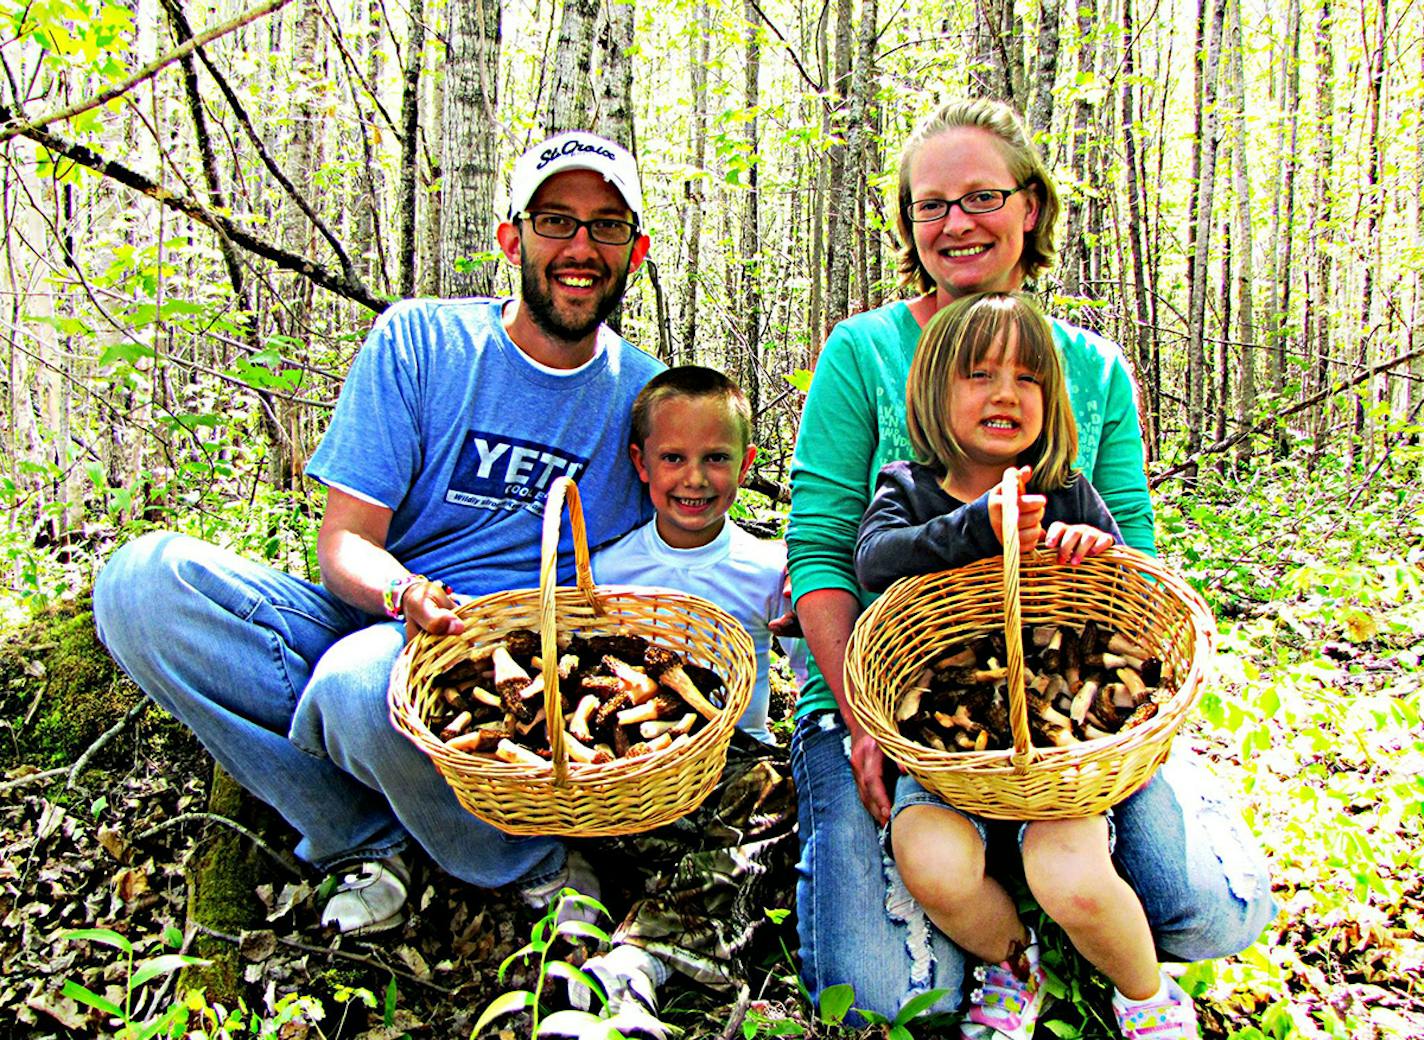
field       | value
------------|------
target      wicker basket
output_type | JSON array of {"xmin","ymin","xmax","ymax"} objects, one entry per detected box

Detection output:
[
  {"xmin": 845, "ymin": 470, "xmax": 1215, "ymax": 820},
  {"xmin": 388, "ymin": 476, "xmax": 754, "ymax": 837}
]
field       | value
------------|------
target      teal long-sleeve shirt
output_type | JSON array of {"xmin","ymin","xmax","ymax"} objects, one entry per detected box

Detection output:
[{"xmin": 786, "ymin": 300, "xmax": 1157, "ymax": 718}]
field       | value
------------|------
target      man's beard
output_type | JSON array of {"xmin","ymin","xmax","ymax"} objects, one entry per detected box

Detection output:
[{"xmin": 520, "ymin": 250, "xmax": 631, "ymax": 343}]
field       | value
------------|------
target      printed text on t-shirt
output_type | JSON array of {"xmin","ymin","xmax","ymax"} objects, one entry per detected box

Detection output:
[{"xmin": 445, "ymin": 430, "xmax": 588, "ymax": 511}]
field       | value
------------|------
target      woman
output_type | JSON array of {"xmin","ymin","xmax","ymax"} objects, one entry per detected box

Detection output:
[{"xmin": 786, "ymin": 97, "xmax": 1276, "ymax": 1023}]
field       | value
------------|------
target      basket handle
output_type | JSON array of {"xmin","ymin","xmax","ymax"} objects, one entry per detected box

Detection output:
[
  {"xmin": 998, "ymin": 469, "xmax": 1034, "ymax": 771},
  {"xmin": 538, "ymin": 476, "xmax": 601, "ymax": 784}
]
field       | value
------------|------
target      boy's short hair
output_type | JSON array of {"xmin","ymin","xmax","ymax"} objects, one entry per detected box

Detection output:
[{"xmin": 630, "ymin": 366, "xmax": 754, "ymax": 452}]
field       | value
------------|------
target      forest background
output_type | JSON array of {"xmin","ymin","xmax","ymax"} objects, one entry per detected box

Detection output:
[{"xmin": 0, "ymin": 0, "xmax": 1421, "ymax": 1035}]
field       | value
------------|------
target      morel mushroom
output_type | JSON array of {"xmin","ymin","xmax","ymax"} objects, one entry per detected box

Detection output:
[{"xmin": 645, "ymin": 645, "xmax": 721, "ymax": 720}]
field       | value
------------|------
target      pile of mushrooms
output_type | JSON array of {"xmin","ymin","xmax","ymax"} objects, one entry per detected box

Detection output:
[
  {"xmin": 895, "ymin": 620, "xmax": 1175, "ymax": 752},
  {"xmin": 427, "ymin": 629, "xmax": 726, "ymax": 766}
]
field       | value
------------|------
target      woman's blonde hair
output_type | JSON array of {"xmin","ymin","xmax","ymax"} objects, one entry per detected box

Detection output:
[
  {"xmin": 894, "ymin": 98, "xmax": 1061, "ymax": 294},
  {"xmin": 906, "ymin": 292, "xmax": 1078, "ymax": 491}
]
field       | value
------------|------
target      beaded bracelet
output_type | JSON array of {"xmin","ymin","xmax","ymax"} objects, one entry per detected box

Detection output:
[{"xmin": 383, "ymin": 574, "xmax": 428, "ymax": 620}]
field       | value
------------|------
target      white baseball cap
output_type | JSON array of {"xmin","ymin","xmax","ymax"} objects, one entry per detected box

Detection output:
[{"xmin": 506, "ymin": 132, "xmax": 644, "ymax": 224}]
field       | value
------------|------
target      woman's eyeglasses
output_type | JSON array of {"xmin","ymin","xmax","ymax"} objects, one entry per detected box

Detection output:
[{"xmin": 906, "ymin": 186, "xmax": 1027, "ymax": 222}]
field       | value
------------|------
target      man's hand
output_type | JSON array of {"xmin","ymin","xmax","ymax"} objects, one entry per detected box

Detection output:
[
  {"xmin": 401, "ymin": 580, "xmax": 465, "ymax": 641},
  {"xmin": 988, "ymin": 465, "xmax": 1046, "ymax": 554}
]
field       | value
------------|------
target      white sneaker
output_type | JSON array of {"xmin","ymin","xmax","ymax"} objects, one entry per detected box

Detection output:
[
  {"xmin": 320, "ymin": 852, "xmax": 409, "ymax": 935},
  {"xmin": 518, "ymin": 849, "xmax": 602, "ymax": 926},
  {"xmin": 568, "ymin": 944, "xmax": 669, "ymax": 1038}
]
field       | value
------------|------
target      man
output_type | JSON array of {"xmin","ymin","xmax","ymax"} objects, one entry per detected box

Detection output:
[{"xmin": 93, "ymin": 131, "xmax": 663, "ymax": 935}]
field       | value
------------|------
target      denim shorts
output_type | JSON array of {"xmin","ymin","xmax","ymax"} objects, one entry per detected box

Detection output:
[{"xmin": 884, "ymin": 772, "xmax": 1116, "ymax": 857}]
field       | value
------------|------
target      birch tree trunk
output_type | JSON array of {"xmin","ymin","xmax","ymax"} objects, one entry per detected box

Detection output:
[{"xmin": 440, "ymin": 0, "xmax": 501, "ymax": 298}]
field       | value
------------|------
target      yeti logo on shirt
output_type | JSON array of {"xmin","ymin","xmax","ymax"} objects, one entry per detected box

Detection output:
[{"xmin": 446, "ymin": 431, "xmax": 587, "ymax": 511}]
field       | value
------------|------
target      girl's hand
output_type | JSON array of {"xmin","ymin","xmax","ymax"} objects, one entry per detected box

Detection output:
[
  {"xmin": 989, "ymin": 465, "xmax": 1047, "ymax": 554},
  {"xmin": 1044, "ymin": 522, "xmax": 1114, "ymax": 565}
]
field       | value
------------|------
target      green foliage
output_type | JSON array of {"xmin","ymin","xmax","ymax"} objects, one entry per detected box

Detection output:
[
  {"xmin": 61, "ymin": 925, "xmax": 385, "ymax": 1038},
  {"xmin": 471, "ymin": 888, "xmax": 674, "ymax": 1039}
]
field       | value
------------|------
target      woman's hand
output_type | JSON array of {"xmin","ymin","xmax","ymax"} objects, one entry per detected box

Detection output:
[
  {"xmin": 402, "ymin": 580, "xmax": 465, "ymax": 641},
  {"xmin": 849, "ymin": 726, "xmax": 895, "ymax": 826},
  {"xmin": 989, "ymin": 465, "xmax": 1046, "ymax": 554},
  {"xmin": 1044, "ymin": 522, "xmax": 1114, "ymax": 565}
]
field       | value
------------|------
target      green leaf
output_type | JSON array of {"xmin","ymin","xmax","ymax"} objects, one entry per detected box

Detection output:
[
  {"xmin": 784, "ymin": 369, "xmax": 813, "ymax": 393},
  {"xmin": 130, "ymin": 953, "xmax": 207, "ymax": 988},
  {"xmin": 554, "ymin": 919, "xmax": 611, "ymax": 944},
  {"xmin": 887, "ymin": 1024, "xmax": 913, "ymax": 1040},
  {"xmin": 536, "ymin": 1009, "xmax": 627, "ymax": 1038},
  {"xmin": 61, "ymin": 979, "xmax": 124, "ymax": 1017},
  {"xmin": 384, "ymin": 976, "xmax": 398, "ymax": 1028},
  {"xmin": 764, "ymin": 907, "xmax": 791, "ymax": 924},
  {"xmin": 817, "ymin": 982, "xmax": 854, "ymax": 1024},
  {"xmin": 892, "ymin": 987, "xmax": 952, "ymax": 1025},
  {"xmin": 1041, "ymin": 1021, "xmax": 1080, "ymax": 1038},
  {"xmin": 98, "ymin": 342, "xmax": 157, "ymax": 367},
  {"xmin": 472, "ymin": 989, "xmax": 536, "ymax": 1035},
  {"xmin": 63, "ymin": 927, "xmax": 134, "ymax": 954}
]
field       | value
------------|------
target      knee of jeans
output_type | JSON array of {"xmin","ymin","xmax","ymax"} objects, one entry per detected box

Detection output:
[{"xmin": 94, "ymin": 531, "xmax": 189, "ymax": 644}]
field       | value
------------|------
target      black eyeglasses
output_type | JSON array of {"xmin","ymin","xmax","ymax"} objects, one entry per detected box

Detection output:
[
  {"xmin": 906, "ymin": 186, "xmax": 1028, "ymax": 222},
  {"xmin": 517, "ymin": 210, "xmax": 639, "ymax": 246}
]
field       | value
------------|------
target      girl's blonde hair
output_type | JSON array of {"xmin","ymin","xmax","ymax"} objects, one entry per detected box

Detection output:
[
  {"xmin": 894, "ymin": 98, "xmax": 1061, "ymax": 294},
  {"xmin": 906, "ymin": 292, "xmax": 1078, "ymax": 491}
]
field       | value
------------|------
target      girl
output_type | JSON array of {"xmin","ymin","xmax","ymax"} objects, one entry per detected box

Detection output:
[{"xmin": 854, "ymin": 292, "xmax": 1196, "ymax": 1040}]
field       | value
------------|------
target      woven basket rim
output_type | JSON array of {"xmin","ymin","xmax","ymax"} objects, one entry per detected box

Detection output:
[
  {"xmin": 391, "ymin": 584, "xmax": 752, "ymax": 784},
  {"xmin": 846, "ymin": 543, "xmax": 1215, "ymax": 788}
]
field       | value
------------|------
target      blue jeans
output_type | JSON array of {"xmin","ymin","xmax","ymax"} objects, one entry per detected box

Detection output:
[
  {"xmin": 92, "ymin": 532, "xmax": 564, "ymax": 886},
  {"xmin": 790, "ymin": 710, "xmax": 1276, "ymax": 1022}
]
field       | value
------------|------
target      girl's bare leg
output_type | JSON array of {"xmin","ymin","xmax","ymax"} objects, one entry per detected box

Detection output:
[
  {"xmin": 1022, "ymin": 817, "xmax": 1160, "ymax": 1000},
  {"xmin": 892, "ymin": 805, "xmax": 1028, "ymax": 963}
]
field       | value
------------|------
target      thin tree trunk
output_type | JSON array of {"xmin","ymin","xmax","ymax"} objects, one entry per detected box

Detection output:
[
  {"xmin": 824, "ymin": 0, "xmax": 854, "ymax": 328},
  {"xmin": 1308, "ymin": 0, "xmax": 1334, "ymax": 451},
  {"xmin": 1266, "ymin": 0, "xmax": 1301, "ymax": 459},
  {"xmin": 679, "ymin": 0, "xmax": 710, "ymax": 363},
  {"xmin": 741, "ymin": 0, "xmax": 761, "ymax": 415},
  {"xmin": 397, "ymin": 0, "xmax": 426, "ymax": 297},
  {"xmin": 1352, "ymin": 0, "xmax": 1386, "ymax": 464},
  {"xmin": 1226, "ymin": 0, "xmax": 1255, "ymax": 467},
  {"xmin": 594, "ymin": 0, "xmax": 636, "ymax": 149},
  {"xmin": 1029, "ymin": 0, "xmax": 1061, "ymax": 135},
  {"xmin": 847, "ymin": 0, "xmax": 877, "ymax": 314},
  {"xmin": 1121, "ymin": 0, "xmax": 1157, "ymax": 455},
  {"xmin": 440, "ymin": 0, "xmax": 500, "ymax": 298},
  {"xmin": 1185, "ymin": 0, "xmax": 1226, "ymax": 456},
  {"xmin": 547, "ymin": 0, "xmax": 598, "ymax": 132}
]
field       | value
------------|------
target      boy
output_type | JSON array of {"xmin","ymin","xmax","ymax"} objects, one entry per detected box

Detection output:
[{"xmin": 577, "ymin": 366, "xmax": 801, "ymax": 1031}]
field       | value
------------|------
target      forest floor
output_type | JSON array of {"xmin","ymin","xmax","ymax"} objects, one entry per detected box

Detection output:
[{"xmin": 1, "ymin": 457, "xmax": 1421, "ymax": 1040}]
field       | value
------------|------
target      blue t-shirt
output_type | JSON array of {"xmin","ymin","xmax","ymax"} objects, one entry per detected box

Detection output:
[
  {"xmin": 593, "ymin": 518, "xmax": 805, "ymax": 744},
  {"xmin": 306, "ymin": 298, "xmax": 665, "ymax": 596}
]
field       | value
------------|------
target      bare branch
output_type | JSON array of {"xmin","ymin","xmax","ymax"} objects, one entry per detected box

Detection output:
[
  {"xmin": 7, "ymin": 120, "xmax": 390, "ymax": 312},
  {"xmin": 0, "ymin": 0, "xmax": 296, "ymax": 144}
]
